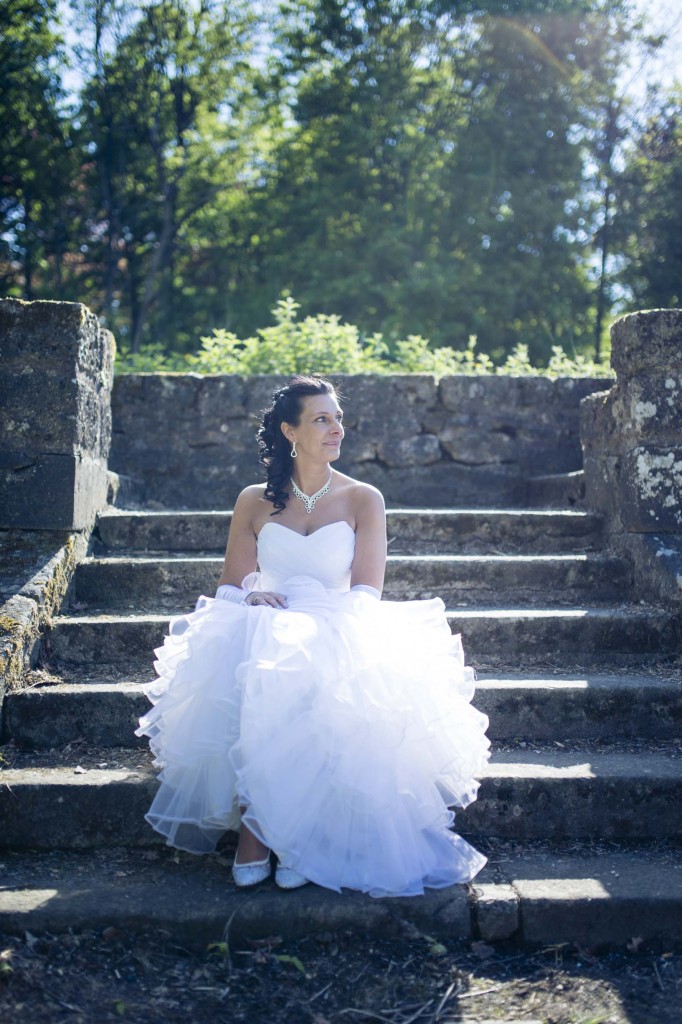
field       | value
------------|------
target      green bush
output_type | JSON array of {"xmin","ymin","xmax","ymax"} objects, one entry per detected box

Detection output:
[
  {"xmin": 115, "ymin": 343, "xmax": 193, "ymax": 374},
  {"xmin": 190, "ymin": 297, "xmax": 386, "ymax": 375},
  {"xmin": 115, "ymin": 297, "xmax": 615, "ymax": 379}
]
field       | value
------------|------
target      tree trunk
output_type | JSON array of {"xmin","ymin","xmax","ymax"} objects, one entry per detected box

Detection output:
[
  {"xmin": 23, "ymin": 192, "xmax": 34, "ymax": 300},
  {"xmin": 131, "ymin": 183, "xmax": 178, "ymax": 352},
  {"xmin": 594, "ymin": 101, "xmax": 619, "ymax": 362}
]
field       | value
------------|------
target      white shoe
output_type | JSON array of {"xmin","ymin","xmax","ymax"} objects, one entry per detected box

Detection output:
[
  {"xmin": 232, "ymin": 853, "xmax": 272, "ymax": 888},
  {"xmin": 275, "ymin": 863, "xmax": 309, "ymax": 890}
]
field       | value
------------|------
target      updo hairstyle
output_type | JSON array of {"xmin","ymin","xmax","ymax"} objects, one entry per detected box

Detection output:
[{"xmin": 257, "ymin": 375, "xmax": 337, "ymax": 514}]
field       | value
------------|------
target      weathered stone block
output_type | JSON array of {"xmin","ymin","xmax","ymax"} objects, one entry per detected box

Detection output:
[
  {"xmin": 473, "ymin": 882, "xmax": 519, "ymax": 941},
  {"xmin": 0, "ymin": 453, "xmax": 109, "ymax": 531},
  {"xmin": 351, "ymin": 461, "xmax": 525, "ymax": 507},
  {"xmin": 611, "ymin": 309, "xmax": 682, "ymax": 379},
  {"xmin": 580, "ymin": 390, "xmax": 618, "ymax": 457},
  {"xmin": 439, "ymin": 374, "xmax": 504, "ymax": 411},
  {"xmin": 582, "ymin": 455, "xmax": 621, "ymax": 524},
  {"xmin": 194, "ymin": 375, "xmax": 249, "ymax": 420},
  {"xmin": 0, "ymin": 366, "xmax": 79, "ymax": 451},
  {"xmin": 440, "ymin": 423, "xmax": 517, "ymax": 466},
  {"xmin": 376, "ymin": 432, "xmax": 442, "ymax": 468},
  {"xmin": 626, "ymin": 533, "xmax": 682, "ymax": 606},
  {"xmin": 581, "ymin": 309, "xmax": 682, "ymax": 610},
  {"xmin": 0, "ymin": 299, "xmax": 114, "ymax": 529},
  {"xmin": 342, "ymin": 375, "xmax": 437, "ymax": 467},
  {"xmin": 620, "ymin": 447, "xmax": 682, "ymax": 532},
  {"xmin": 619, "ymin": 375, "xmax": 682, "ymax": 444},
  {"xmin": 0, "ymin": 528, "xmax": 88, "ymax": 704}
]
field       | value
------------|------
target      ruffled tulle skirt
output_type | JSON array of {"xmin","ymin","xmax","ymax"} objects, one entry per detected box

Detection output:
[{"xmin": 137, "ymin": 577, "xmax": 490, "ymax": 897}]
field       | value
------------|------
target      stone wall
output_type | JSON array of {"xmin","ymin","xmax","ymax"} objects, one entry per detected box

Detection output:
[
  {"xmin": 581, "ymin": 309, "xmax": 682, "ymax": 610},
  {"xmin": 111, "ymin": 373, "xmax": 607, "ymax": 509},
  {"xmin": 0, "ymin": 299, "xmax": 115, "ymax": 707},
  {"xmin": 0, "ymin": 530, "xmax": 88, "ymax": 695},
  {"xmin": 0, "ymin": 299, "xmax": 115, "ymax": 530}
]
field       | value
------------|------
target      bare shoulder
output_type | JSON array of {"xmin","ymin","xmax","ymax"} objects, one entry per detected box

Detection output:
[
  {"xmin": 235, "ymin": 483, "xmax": 267, "ymax": 508},
  {"xmin": 232, "ymin": 484, "xmax": 267, "ymax": 523},
  {"xmin": 334, "ymin": 472, "xmax": 385, "ymax": 518},
  {"xmin": 355, "ymin": 481, "xmax": 385, "ymax": 516}
]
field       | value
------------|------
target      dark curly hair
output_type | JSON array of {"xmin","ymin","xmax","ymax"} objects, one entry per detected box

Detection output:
[{"xmin": 257, "ymin": 376, "xmax": 338, "ymax": 514}]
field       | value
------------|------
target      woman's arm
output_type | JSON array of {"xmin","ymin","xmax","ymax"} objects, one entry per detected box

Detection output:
[
  {"xmin": 217, "ymin": 487, "xmax": 260, "ymax": 588},
  {"xmin": 350, "ymin": 485, "xmax": 387, "ymax": 594},
  {"xmin": 216, "ymin": 487, "xmax": 287, "ymax": 608}
]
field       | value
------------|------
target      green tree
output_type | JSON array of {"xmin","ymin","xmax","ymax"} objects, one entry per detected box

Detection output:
[
  {"xmin": 2, "ymin": 0, "xmax": 663, "ymax": 365},
  {"xmin": 414, "ymin": 9, "xmax": 599, "ymax": 358},
  {"xmin": 615, "ymin": 89, "xmax": 682, "ymax": 310},
  {"xmin": 220, "ymin": 0, "xmax": 630, "ymax": 361},
  {"xmin": 0, "ymin": 0, "xmax": 76, "ymax": 299},
  {"xmin": 73, "ymin": 0, "xmax": 262, "ymax": 350}
]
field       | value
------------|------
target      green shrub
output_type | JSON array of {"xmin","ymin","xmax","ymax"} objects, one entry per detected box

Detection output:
[
  {"xmin": 114, "ymin": 297, "xmax": 615, "ymax": 379},
  {"xmin": 391, "ymin": 334, "xmax": 496, "ymax": 375},
  {"xmin": 115, "ymin": 343, "xmax": 192, "ymax": 373},
  {"xmin": 190, "ymin": 297, "xmax": 386, "ymax": 375}
]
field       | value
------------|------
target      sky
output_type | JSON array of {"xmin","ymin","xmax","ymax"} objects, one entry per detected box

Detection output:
[
  {"xmin": 622, "ymin": 0, "xmax": 682, "ymax": 102},
  {"xmin": 58, "ymin": 1, "xmax": 682, "ymax": 106}
]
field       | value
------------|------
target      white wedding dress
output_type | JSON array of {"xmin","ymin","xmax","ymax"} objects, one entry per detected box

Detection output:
[{"xmin": 137, "ymin": 520, "xmax": 490, "ymax": 897}]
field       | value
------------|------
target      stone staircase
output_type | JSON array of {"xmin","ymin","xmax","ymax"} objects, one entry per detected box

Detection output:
[{"xmin": 1, "ymin": 505, "xmax": 681, "ymax": 949}]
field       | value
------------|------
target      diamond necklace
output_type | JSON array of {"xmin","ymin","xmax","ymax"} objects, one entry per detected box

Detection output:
[{"xmin": 290, "ymin": 470, "xmax": 332, "ymax": 514}]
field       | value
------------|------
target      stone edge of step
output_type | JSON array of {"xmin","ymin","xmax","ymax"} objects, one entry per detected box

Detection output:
[
  {"xmin": 3, "ymin": 748, "xmax": 681, "ymax": 784},
  {"xmin": 6, "ymin": 675, "xmax": 681, "ymax": 747},
  {"xmin": 96, "ymin": 508, "xmax": 601, "ymax": 522},
  {"xmin": 51, "ymin": 606, "xmax": 674, "ymax": 625},
  {"xmin": 9, "ymin": 672, "xmax": 680, "ymax": 694},
  {"xmin": 0, "ymin": 847, "xmax": 680, "ymax": 949},
  {"xmin": 93, "ymin": 507, "xmax": 605, "ymax": 553}
]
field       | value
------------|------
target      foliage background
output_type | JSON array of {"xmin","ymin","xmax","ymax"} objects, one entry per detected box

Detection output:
[{"xmin": 1, "ymin": 0, "xmax": 679, "ymax": 371}]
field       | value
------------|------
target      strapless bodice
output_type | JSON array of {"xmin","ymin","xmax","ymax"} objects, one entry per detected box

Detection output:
[{"xmin": 252, "ymin": 520, "xmax": 355, "ymax": 593}]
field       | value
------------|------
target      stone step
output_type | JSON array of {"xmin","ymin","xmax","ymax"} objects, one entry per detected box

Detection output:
[
  {"xmin": 70, "ymin": 553, "xmax": 632, "ymax": 612},
  {"xmin": 5, "ymin": 675, "xmax": 681, "ymax": 750},
  {"xmin": 4, "ymin": 682, "xmax": 150, "ymax": 749},
  {"xmin": 1, "ymin": 749, "xmax": 680, "ymax": 850},
  {"xmin": 466, "ymin": 749, "xmax": 682, "ymax": 841},
  {"xmin": 46, "ymin": 606, "xmax": 680, "ymax": 673},
  {"xmin": 526, "ymin": 469, "xmax": 586, "ymax": 510},
  {"xmin": 0, "ymin": 843, "xmax": 680, "ymax": 948},
  {"xmin": 94, "ymin": 508, "xmax": 605, "ymax": 556}
]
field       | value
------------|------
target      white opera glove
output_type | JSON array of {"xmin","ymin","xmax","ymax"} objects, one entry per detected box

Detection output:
[
  {"xmin": 215, "ymin": 583, "xmax": 250, "ymax": 604},
  {"xmin": 350, "ymin": 584, "xmax": 381, "ymax": 600}
]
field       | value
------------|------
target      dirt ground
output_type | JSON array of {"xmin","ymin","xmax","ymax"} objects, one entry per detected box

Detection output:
[{"xmin": 0, "ymin": 924, "xmax": 679, "ymax": 1024}]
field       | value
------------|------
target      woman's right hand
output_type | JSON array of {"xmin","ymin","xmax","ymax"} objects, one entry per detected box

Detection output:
[{"xmin": 244, "ymin": 591, "xmax": 288, "ymax": 609}]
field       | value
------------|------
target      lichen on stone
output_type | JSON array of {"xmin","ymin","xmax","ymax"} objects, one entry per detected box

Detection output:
[
  {"xmin": 633, "ymin": 400, "xmax": 657, "ymax": 426},
  {"xmin": 635, "ymin": 451, "xmax": 682, "ymax": 501}
]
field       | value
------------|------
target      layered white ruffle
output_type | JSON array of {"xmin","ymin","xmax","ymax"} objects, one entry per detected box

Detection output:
[{"xmin": 137, "ymin": 571, "xmax": 490, "ymax": 898}]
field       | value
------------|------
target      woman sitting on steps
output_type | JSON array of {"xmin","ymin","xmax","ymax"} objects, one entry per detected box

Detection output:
[{"xmin": 137, "ymin": 374, "xmax": 490, "ymax": 897}]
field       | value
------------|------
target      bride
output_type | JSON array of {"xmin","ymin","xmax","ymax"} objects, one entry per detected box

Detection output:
[{"xmin": 137, "ymin": 375, "xmax": 490, "ymax": 897}]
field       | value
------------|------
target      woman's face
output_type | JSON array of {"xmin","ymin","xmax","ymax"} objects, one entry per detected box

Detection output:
[{"xmin": 282, "ymin": 393, "xmax": 345, "ymax": 462}]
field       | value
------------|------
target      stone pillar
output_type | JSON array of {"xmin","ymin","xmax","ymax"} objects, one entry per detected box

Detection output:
[
  {"xmin": 581, "ymin": 309, "xmax": 682, "ymax": 609},
  {"xmin": 0, "ymin": 299, "xmax": 115, "ymax": 530}
]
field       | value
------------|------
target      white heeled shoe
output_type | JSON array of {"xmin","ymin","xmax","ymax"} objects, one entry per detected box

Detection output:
[
  {"xmin": 275, "ymin": 862, "xmax": 309, "ymax": 890},
  {"xmin": 231, "ymin": 853, "xmax": 272, "ymax": 888}
]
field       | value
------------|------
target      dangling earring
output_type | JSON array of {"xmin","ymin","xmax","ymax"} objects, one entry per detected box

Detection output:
[{"xmin": 291, "ymin": 440, "xmax": 298, "ymax": 458}]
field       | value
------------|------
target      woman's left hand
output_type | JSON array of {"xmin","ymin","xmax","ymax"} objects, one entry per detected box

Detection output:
[{"xmin": 244, "ymin": 590, "xmax": 288, "ymax": 608}]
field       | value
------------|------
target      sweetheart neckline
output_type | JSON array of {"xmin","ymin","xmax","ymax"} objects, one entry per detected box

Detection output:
[{"xmin": 258, "ymin": 520, "xmax": 354, "ymax": 540}]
